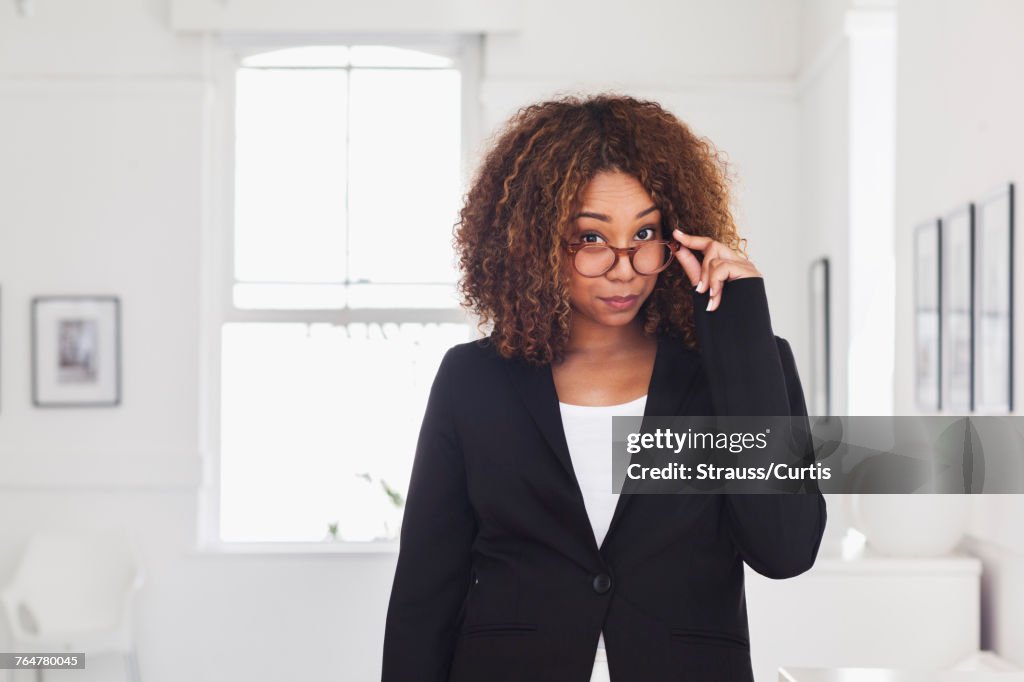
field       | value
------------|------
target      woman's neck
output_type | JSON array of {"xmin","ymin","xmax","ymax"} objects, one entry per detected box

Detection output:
[{"xmin": 563, "ymin": 315, "xmax": 650, "ymax": 358}]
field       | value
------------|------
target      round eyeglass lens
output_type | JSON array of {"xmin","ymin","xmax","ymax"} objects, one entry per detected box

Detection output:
[
  {"xmin": 575, "ymin": 244, "xmax": 616, "ymax": 276},
  {"xmin": 633, "ymin": 242, "xmax": 672, "ymax": 274}
]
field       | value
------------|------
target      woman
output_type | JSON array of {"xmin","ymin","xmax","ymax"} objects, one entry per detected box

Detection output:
[{"xmin": 382, "ymin": 93, "xmax": 827, "ymax": 682}]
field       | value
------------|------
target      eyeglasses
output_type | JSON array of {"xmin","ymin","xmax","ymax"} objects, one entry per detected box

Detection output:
[{"xmin": 563, "ymin": 239, "xmax": 681, "ymax": 277}]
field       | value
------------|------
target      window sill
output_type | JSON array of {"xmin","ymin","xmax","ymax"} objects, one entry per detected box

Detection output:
[{"xmin": 187, "ymin": 540, "xmax": 400, "ymax": 557}]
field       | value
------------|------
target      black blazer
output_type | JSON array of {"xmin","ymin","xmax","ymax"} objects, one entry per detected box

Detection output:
[{"xmin": 382, "ymin": 276, "xmax": 827, "ymax": 682}]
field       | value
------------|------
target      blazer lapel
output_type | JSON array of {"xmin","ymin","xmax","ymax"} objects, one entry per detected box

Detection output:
[
  {"xmin": 501, "ymin": 333, "xmax": 703, "ymax": 554},
  {"xmin": 501, "ymin": 352, "xmax": 578, "ymax": 488}
]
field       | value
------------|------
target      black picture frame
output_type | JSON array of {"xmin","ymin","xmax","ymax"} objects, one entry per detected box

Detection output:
[
  {"xmin": 973, "ymin": 182, "xmax": 1014, "ymax": 413},
  {"xmin": 808, "ymin": 257, "xmax": 831, "ymax": 417},
  {"xmin": 914, "ymin": 219, "xmax": 942, "ymax": 412},
  {"xmin": 940, "ymin": 204, "xmax": 975, "ymax": 413},
  {"xmin": 31, "ymin": 295, "xmax": 122, "ymax": 407}
]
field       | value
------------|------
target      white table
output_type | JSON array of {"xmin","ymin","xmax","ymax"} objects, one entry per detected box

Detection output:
[{"xmin": 779, "ymin": 670, "xmax": 1024, "ymax": 681}]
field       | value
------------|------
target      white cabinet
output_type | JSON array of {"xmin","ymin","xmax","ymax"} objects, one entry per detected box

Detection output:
[{"xmin": 744, "ymin": 540, "xmax": 981, "ymax": 682}]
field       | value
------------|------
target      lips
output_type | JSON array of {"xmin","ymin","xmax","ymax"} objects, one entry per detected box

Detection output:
[{"xmin": 598, "ymin": 295, "xmax": 640, "ymax": 311}]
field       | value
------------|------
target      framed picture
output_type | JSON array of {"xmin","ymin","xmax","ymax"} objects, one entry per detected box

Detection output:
[
  {"xmin": 31, "ymin": 296, "xmax": 121, "ymax": 407},
  {"xmin": 941, "ymin": 205, "xmax": 974, "ymax": 413},
  {"xmin": 808, "ymin": 257, "xmax": 830, "ymax": 417},
  {"xmin": 974, "ymin": 182, "xmax": 1014, "ymax": 413},
  {"xmin": 913, "ymin": 219, "xmax": 941, "ymax": 411}
]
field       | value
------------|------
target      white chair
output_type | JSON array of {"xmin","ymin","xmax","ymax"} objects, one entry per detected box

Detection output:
[{"xmin": 0, "ymin": 530, "xmax": 144, "ymax": 682}]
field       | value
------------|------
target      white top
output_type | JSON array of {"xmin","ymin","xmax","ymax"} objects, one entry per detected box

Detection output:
[{"xmin": 558, "ymin": 393, "xmax": 648, "ymax": 651}]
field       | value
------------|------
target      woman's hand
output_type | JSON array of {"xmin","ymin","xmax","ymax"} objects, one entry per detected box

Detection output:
[{"xmin": 671, "ymin": 228, "xmax": 763, "ymax": 312}]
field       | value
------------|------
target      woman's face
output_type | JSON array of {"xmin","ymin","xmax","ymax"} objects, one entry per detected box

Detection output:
[{"xmin": 565, "ymin": 170, "xmax": 664, "ymax": 329}]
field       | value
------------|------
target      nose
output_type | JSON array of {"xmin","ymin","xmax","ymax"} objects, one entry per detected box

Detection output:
[{"xmin": 606, "ymin": 246, "xmax": 636, "ymax": 280}]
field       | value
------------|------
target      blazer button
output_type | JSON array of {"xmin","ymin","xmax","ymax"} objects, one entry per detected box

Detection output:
[{"xmin": 592, "ymin": 573, "xmax": 612, "ymax": 594}]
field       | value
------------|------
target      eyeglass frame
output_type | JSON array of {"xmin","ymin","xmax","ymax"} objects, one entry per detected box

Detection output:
[{"xmin": 561, "ymin": 238, "xmax": 682, "ymax": 277}]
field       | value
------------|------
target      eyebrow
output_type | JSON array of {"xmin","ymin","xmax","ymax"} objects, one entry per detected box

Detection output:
[{"xmin": 574, "ymin": 205, "xmax": 659, "ymax": 222}]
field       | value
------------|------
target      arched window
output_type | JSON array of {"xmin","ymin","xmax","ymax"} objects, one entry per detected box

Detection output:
[{"xmin": 204, "ymin": 39, "xmax": 480, "ymax": 548}]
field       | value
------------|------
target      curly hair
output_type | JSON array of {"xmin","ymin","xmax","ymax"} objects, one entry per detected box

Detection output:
[{"xmin": 453, "ymin": 92, "xmax": 746, "ymax": 366}]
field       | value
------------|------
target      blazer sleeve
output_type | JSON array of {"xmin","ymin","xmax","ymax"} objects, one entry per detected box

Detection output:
[
  {"xmin": 692, "ymin": 276, "xmax": 827, "ymax": 579},
  {"xmin": 382, "ymin": 347, "xmax": 477, "ymax": 681}
]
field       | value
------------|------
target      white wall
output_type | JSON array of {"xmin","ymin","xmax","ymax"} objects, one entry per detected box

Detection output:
[
  {"xmin": 0, "ymin": 0, "xmax": 203, "ymax": 74},
  {"xmin": 484, "ymin": 0, "xmax": 799, "ymax": 82},
  {"xmin": 894, "ymin": 0, "xmax": 1024, "ymax": 665},
  {"xmin": 797, "ymin": 0, "xmax": 897, "ymax": 420},
  {"xmin": 797, "ymin": 0, "xmax": 854, "ymax": 548},
  {"xmin": 798, "ymin": 0, "xmax": 852, "ymax": 418}
]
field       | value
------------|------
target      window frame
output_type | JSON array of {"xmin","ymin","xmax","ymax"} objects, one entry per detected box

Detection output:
[{"xmin": 196, "ymin": 33, "xmax": 483, "ymax": 555}]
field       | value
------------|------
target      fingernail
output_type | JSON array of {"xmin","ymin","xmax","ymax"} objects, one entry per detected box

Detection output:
[
  {"xmin": 673, "ymin": 228, "xmax": 684, "ymax": 237},
  {"xmin": 695, "ymin": 279, "xmax": 703, "ymax": 292},
  {"xmin": 706, "ymin": 299, "xmax": 713, "ymax": 312},
  {"xmin": 709, "ymin": 288, "xmax": 715, "ymax": 297}
]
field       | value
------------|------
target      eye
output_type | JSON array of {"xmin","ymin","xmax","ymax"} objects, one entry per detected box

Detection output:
[
  {"xmin": 579, "ymin": 231, "xmax": 606, "ymax": 244},
  {"xmin": 635, "ymin": 226, "xmax": 659, "ymax": 241}
]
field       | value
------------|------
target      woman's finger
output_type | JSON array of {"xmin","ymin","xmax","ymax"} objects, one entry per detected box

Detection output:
[
  {"xmin": 672, "ymin": 227, "xmax": 716, "ymax": 251},
  {"xmin": 672, "ymin": 238, "xmax": 703, "ymax": 286},
  {"xmin": 701, "ymin": 256, "xmax": 720, "ymax": 296},
  {"xmin": 706, "ymin": 260, "xmax": 762, "ymax": 312}
]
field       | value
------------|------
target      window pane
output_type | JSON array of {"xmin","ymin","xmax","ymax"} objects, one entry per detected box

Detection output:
[
  {"xmin": 219, "ymin": 321, "xmax": 473, "ymax": 542},
  {"xmin": 234, "ymin": 283, "xmax": 349, "ymax": 310},
  {"xmin": 241, "ymin": 46, "xmax": 351, "ymax": 68},
  {"xmin": 349, "ymin": 45, "xmax": 454, "ymax": 68},
  {"xmin": 345, "ymin": 282, "xmax": 459, "ymax": 308},
  {"xmin": 232, "ymin": 282, "xmax": 460, "ymax": 309},
  {"xmin": 234, "ymin": 68, "xmax": 348, "ymax": 283},
  {"xmin": 348, "ymin": 68, "xmax": 462, "ymax": 285}
]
